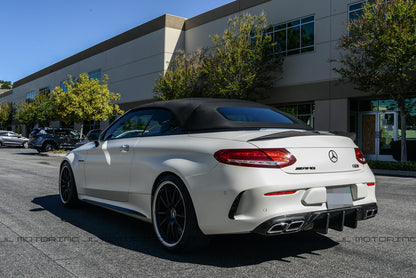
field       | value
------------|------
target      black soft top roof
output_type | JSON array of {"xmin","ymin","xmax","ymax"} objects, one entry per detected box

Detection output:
[{"xmin": 134, "ymin": 98, "xmax": 311, "ymax": 132}]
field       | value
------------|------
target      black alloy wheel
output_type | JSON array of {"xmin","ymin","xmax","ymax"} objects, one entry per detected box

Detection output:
[
  {"xmin": 44, "ymin": 142, "xmax": 55, "ymax": 152},
  {"xmin": 59, "ymin": 162, "xmax": 78, "ymax": 207},
  {"xmin": 152, "ymin": 175, "xmax": 202, "ymax": 251}
]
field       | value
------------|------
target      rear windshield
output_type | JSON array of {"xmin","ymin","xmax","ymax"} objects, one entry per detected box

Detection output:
[{"xmin": 217, "ymin": 107, "xmax": 294, "ymax": 124}]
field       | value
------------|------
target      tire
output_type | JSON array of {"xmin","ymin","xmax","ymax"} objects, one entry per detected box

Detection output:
[
  {"xmin": 152, "ymin": 175, "xmax": 204, "ymax": 251},
  {"xmin": 59, "ymin": 161, "xmax": 79, "ymax": 207},
  {"xmin": 43, "ymin": 142, "xmax": 55, "ymax": 152}
]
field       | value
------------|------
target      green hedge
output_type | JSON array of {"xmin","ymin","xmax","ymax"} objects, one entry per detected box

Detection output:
[{"xmin": 368, "ymin": 160, "xmax": 416, "ymax": 171}]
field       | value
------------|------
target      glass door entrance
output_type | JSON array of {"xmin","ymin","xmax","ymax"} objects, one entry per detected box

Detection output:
[{"xmin": 359, "ymin": 112, "xmax": 398, "ymax": 161}]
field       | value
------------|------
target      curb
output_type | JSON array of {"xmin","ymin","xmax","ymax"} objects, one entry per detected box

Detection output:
[
  {"xmin": 372, "ymin": 169, "xmax": 416, "ymax": 178},
  {"xmin": 39, "ymin": 152, "xmax": 69, "ymax": 157}
]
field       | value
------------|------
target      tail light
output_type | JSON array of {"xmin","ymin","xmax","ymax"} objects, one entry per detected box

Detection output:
[
  {"xmin": 355, "ymin": 148, "xmax": 367, "ymax": 164},
  {"xmin": 367, "ymin": 182, "xmax": 375, "ymax": 186},
  {"xmin": 30, "ymin": 135, "xmax": 40, "ymax": 139},
  {"xmin": 214, "ymin": 148, "xmax": 296, "ymax": 168}
]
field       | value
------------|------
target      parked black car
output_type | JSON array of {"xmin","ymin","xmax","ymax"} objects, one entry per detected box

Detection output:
[{"xmin": 29, "ymin": 127, "xmax": 83, "ymax": 152}]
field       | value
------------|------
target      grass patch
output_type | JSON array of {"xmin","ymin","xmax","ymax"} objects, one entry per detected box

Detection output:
[
  {"xmin": 368, "ymin": 160, "xmax": 416, "ymax": 171},
  {"xmin": 51, "ymin": 149, "xmax": 68, "ymax": 154}
]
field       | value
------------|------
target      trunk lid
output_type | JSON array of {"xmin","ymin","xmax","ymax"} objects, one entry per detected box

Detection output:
[{"xmin": 248, "ymin": 133, "xmax": 363, "ymax": 174}]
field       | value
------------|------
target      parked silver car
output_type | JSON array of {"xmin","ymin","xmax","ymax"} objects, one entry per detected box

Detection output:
[{"xmin": 0, "ymin": 131, "xmax": 29, "ymax": 148}]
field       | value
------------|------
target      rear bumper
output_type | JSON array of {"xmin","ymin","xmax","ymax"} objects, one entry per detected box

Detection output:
[
  {"xmin": 252, "ymin": 202, "xmax": 378, "ymax": 236},
  {"xmin": 28, "ymin": 142, "xmax": 41, "ymax": 149}
]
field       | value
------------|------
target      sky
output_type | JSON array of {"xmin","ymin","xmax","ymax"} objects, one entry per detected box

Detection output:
[{"xmin": 0, "ymin": 0, "xmax": 233, "ymax": 83}]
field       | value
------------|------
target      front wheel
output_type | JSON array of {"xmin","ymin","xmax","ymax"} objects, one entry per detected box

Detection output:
[
  {"xmin": 59, "ymin": 162, "xmax": 78, "ymax": 207},
  {"xmin": 152, "ymin": 175, "xmax": 203, "ymax": 251}
]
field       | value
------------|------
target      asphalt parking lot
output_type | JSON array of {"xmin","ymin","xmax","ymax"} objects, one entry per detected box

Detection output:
[{"xmin": 0, "ymin": 147, "xmax": 415, "ymax": 277}]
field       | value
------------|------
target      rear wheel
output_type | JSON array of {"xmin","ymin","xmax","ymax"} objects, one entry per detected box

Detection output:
[
  {"xmin": 152, "ymin": 175, "xmax": 203, "ymax": 251},
  {"xmin": 43, "ymin": 142, "xmax": 55, "ymax": 152},
  {"xmin": 59, "ymin": 162, "xmax": 78, "ymax": 207}
]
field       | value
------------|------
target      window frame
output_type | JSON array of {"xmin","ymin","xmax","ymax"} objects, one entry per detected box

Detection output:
[
  {"xmin": 25, "ymin": 91, "xmax": 36, "ymax": 101},
  {"xmin": 267, "ymin": 15, "xmax": 315, "ymax": 57},
  {"xmin": 101, "ymin": 108, "xmax": 182, "ymax": 141}
]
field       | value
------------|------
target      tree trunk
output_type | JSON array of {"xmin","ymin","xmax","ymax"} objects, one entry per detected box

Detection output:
[
  {"xmin": 80, "ymin": 123, "xmax": 84, "ymax": 140},
  {"xmin": 400, "ymin": 109, "xmax": 407, "ymax": 162}
]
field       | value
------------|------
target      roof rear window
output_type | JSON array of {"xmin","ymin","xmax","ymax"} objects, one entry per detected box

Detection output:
[{"xmin": 218, "ymin": 107, "xmax": 294, "ymax": 124}]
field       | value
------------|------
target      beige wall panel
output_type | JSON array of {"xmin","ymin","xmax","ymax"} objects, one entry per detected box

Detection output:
[
  {"xmin": 105, "ymin": 29, "xmax": 165, "ymax": 69},
  {"xmin": 77, "ymin": 52, "xmax": 107, "ymax": 74},
  {"xmin": 329, "ymin": 98, "xmax": 349, "ymax": 132},
  {"xmin": 276, "ymin": 42, "xmax": 332, "ymax": 87},
  {"xmin": 108, "ymin": 72, "xmax": 160, "ymax": 103},
  {"xmin": 105, "ymin": 55, "xmax": 164, "ymax": 84},
  {"xmin": 264, "ymin": 0, "xmax": 329, "ymax": 24},
  {"xmin": 164, "ymin": 28, "xmax": 185, "ymax": 54},
  {"xmin": 310, "ymin": 98, "xmax": 349, "ymax": 132},
  {"xmin": 331, "ymin": 12, "xmax": 348, "ymax": 43},
  {"xmin": 185, "ymin": 17, "xmax": 231, "ymax": 52},
  {"xmin": 315, "ymin": 16, "xmax": 331, "ymax": 45}
]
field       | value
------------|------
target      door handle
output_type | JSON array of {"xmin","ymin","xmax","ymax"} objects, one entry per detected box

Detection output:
[{"xmin": 120, "ymin": 144, "xmax": 130, "ymax": 152}]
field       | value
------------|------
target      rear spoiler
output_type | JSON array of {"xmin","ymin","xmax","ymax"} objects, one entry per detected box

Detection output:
[{"xmin": 249, "ymin": 130, "xmax": 356, "ymax": 141}]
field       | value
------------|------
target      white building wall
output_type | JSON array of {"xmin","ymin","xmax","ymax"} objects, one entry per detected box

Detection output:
[{"xmin": 184, "ymin": 0, "xmax": 356, "ymax": 88}]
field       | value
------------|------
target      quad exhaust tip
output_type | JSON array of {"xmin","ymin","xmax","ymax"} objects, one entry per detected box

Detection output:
[
  {"xmin": 267, "ymin": 220, "xmax": 304, "ymax": 234},
  {"xmin": 365, "ymin": 208, "xmax": 377, "ymax": 218}
]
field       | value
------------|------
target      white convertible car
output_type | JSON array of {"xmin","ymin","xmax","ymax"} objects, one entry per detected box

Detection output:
[{"xmin": 59, "ymin": 98, "xmax": 377, "ymax": 251}]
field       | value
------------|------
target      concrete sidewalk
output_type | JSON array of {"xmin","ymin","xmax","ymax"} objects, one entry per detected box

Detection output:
[{"xmin": 372, "ymin": 169, "xmax": 416, "ymax": 178}]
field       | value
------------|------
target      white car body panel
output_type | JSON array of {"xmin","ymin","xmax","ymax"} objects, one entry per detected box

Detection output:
[
  {"xmin": 62, "ymin": 99, "xmax": 377, "ymax": 242},
  {"xmin": 65, "ymin": 129, "xmax": 376, "ymax": 235}
]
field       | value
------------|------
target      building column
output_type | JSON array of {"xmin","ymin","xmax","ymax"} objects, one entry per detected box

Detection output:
[{"xmin": 314, "ymin": 98, "xmax": 349, "ymax": 132}]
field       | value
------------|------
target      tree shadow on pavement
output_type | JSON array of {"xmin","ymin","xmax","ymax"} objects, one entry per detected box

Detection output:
[{"xmin": 32, "ymin": 194, "xmax": 339, "ymax": 267}]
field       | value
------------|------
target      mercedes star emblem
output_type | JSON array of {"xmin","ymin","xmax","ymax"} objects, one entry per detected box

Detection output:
[{"xmin": 328, "ymin": 150, "xmax": 338, "ymax": 163}]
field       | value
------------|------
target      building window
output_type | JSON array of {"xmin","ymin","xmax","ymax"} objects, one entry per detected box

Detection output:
[
  {"xmin": 39, "ymin": 87, "xmax": 50, "ymax": 96},
  {"xmin": 348, "ymin": 2, "xmax": 365, "ymax": 21},
  {"xmin": 348, "ymin": 1, "xmax": 390, "ymax": 21},
  {"xmin": 275, "ymin": 103, "xmax": 315, "ymax": 127},
  {"xmin": 60, "ymin": 80, "xmax": 68, "ymax": 92},
  {"xmin": 88, "ymin": 69, "xmax": 101, "ymax": 82},
  {"xmin": 25, "ymin": 91, "xmax": 36, "ymax": 101},
  {"xmin": 60, "ymin": 77, "xmax": 76, "ymax": 92},
  {"xmin": 267, "ymin": 15, "xmax": 315, "ymax": 56}
]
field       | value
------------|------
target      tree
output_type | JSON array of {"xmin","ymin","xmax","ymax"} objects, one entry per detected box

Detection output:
[
  {"xmin": 154, "ymin": 49, "xmax": 206, "ymax": 100},
  {"xmin": 15, "ymin": 101, "xmax": 38, "ymax": 131},
  {"xmin": 15, "ymin": 93, "xmax": 55, "ymax": 130},
  {"xmin": 0, "ymin": 80, "xmax": 12, "ymax": 89},
  {"xmin": 334, "ymin": 0, "xmax": 416, "ymax": 162},
  {"xmin": 51, "ymin": 73, "xmax": 123, "ymax": 138},
  {"xmin": 0, "ymin": 101, "xmax": 13, "ymax": 130},
  {"xmin": 155, "ymin": 13, "xmax": 283, "ymax": 100}
]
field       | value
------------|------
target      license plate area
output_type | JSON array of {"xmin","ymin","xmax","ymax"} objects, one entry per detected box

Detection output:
[{"xmin": 326, "ymin": 186, "xmax": 353, "ymax": 209}]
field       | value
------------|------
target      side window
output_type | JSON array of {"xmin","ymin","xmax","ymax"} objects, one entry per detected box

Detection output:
[
  {"xmin": 103, "ymin": 110, "xmax": 155, "ymax": 140},
  {"xmin": 143, "ymin": 109, "xmax": 181, "ymax": 136}
]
